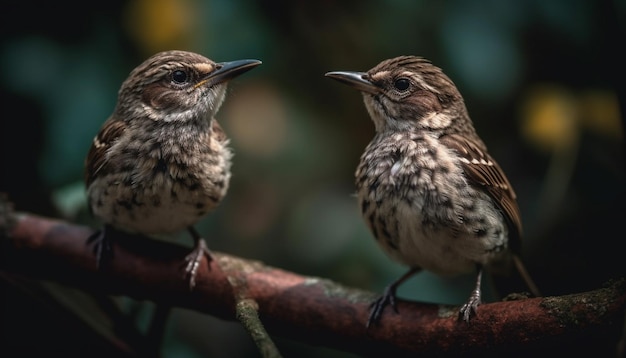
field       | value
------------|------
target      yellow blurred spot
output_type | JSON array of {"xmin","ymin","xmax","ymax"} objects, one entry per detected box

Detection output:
[
  {"xmin": 222, "ymin": 81, "xmax": 289, "ymax": 158},
  {"xmin": 520, "ymin": 85, "xmax": 579, "ymax": 153},
  {"xmin": 124, "ymin": 0, "xmax": 197, "ymax": 54},
  {"xmin": 578, "ymin": 90, "xmax": 623, "ymax": 139}
]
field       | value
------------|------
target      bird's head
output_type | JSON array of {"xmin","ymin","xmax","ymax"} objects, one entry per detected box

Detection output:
[
  {"xmin": 326, "ymin": 56, "xmax": 470, "ymax": 134},
  {"xmin": 117, "ymin": 50, "xmax": 261, "ymax": 123}
]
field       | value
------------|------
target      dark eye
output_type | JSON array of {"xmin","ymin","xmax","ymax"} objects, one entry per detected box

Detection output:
[
  {"xmin": 171, "ymin": 69, "xmax": 188, "ymax": 84},
  {"xmin": 394, "ymin": 78, "xmax": 410, "ymax": 91}
]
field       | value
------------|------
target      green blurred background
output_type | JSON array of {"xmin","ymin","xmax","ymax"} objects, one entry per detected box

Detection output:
[{"xmin": 1, "ymin": 0, "xmax": 624, "ymax": 357}]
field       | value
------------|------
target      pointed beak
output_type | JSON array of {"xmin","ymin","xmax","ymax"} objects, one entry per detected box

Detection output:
[
  {"xmin": 198, "ymin": 59, "xmax": 262, "ymax": 88},
  {"xmin": 325, "ymin": 71, "xmax": 380, "ymax": 95}
]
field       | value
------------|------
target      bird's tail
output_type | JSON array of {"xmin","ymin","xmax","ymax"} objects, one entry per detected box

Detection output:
[
  {"xmin": 488, "ymin": 253, "xmax": 542, "ymax": 299},
  {"xmin": 512, "ymin": 254, "xmax": 542, "ymax": 297}
]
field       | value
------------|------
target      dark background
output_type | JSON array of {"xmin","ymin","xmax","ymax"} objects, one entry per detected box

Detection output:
[{"xmin": 1, "ymin": 0, "xmax": 625, "ymax": 357}]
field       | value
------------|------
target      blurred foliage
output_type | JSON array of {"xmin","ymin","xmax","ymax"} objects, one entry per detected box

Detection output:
[{"xmin": 1, "ymin": 0, "xmax": 624, "ymax": 357}]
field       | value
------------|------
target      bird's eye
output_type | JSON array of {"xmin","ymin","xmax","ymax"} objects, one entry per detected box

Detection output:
[
  {"xmin": 394, "ymin": 78, "xmax": 410, "ymax": 91},
  {"xmin": 171, "ymin": 70, "xmax": 189, "ymax": 84}
]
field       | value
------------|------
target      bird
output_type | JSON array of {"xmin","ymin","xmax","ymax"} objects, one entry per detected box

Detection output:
[
  {"xmin": 325, "ymin": 55, "xmax": 540, "ymax": 326},
  {"xmin": 84, "ymin": 50, "xmax": 261, "ymax": 289}
]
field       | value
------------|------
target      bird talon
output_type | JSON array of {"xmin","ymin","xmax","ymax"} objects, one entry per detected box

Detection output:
[
  {"xmin": 459, "ymin": 296, "xmax": 481, "ymax": 323},
  {"xmin": 366, "ymin": 267, "xmax": 420, "ymax": 328},
  {"xmin": 367, "ymin": 293, "xmax": 395, "ymax": 328},
  {"xmin": 86, "ymin": 226, "xmax": 113, "ymax": 269},
  {"xmin": 459, "ymin": 271, "xmax": 483, "ymax": 323},
  {"xmin": 183, "ymin": 237, "xmax": 213, "ymax": 290}
]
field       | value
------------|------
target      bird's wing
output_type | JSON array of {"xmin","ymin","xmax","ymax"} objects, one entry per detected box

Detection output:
[
  {"xmin": 439, "ymin": 133, "xmax": 522, "ymax": 249},
  {"xmin": 84, "ymin": 118, "xmax": 127, "ymax": 187}
]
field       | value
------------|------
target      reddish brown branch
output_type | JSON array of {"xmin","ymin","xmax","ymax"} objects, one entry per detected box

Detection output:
[{"xmin": 1, "ymin": 204, "xmax": 625, "ymax": 357}]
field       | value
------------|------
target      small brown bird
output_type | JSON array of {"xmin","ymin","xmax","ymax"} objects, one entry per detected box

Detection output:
[
  {"xmin": 326, "ymin": 56, "xmax": 540, "ymax": 326},
  {"xmin": 85, "ymin": 50, "xmax": 261, "ymax": 288}
]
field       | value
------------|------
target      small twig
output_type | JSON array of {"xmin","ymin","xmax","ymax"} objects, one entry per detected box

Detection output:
[
  {"xmin": 219, "ymin": 243, "xmax": 283, "ymax": 357},
  {"xmin": 235, "ymin": 298, "xmax": 282, "ymax": 358}
]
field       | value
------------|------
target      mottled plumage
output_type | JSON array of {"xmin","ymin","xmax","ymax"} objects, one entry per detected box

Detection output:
[
  {"xmin": 326, "ymin": 56, "xmax": 539, "ymax": 325},
  {"xmin": 85, "ymin": 50, "xmax": 261, "ymax": 288}
]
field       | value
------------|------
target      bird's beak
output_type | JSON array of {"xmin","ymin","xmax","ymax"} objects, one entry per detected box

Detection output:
[
  {"xmin": 197, "ymin": 59, "xmax": 262, "ymax": 88},
  {"xmin": 325, "ymin": 71, "xmax": 381, "ymax": 95}
]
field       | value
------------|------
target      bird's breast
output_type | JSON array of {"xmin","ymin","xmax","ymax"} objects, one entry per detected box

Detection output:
[
  {"xmin": 355, "ymin": 134, "xmax": 508, "ymax": 274},
  {"xmin": 88, "ymin": 127, "xmax": 232, "ymax": 235}
]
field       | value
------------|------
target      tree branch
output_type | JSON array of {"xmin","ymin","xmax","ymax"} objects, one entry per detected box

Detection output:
[{"xmin": 1, "ymin": 197, "xmax": 624, "ymax": 357}]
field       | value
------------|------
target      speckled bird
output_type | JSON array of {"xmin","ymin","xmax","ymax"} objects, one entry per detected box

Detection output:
[
  {"xmin": 326, "ymin": 55, "xmax": 540, "ymax": 325},
  {"xmin": 85, "ymin": 50, "xmax": 261, "ymax": 288}
]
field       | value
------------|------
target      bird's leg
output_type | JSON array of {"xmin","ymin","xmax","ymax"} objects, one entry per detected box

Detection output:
[
  {"xmin": 86, "ymin": 224, "xmax": 115, "ymax": 269},
  {"xmin": 459, "ymin": 265, "xmax": 483, "ymax": 323},
  {"xmin": 367, "ymin": 267, "xmax": 421, "ymax": 328},
  {"xmin": 184, "ymin": 226, "xmax": 213, "ymax": 289}
]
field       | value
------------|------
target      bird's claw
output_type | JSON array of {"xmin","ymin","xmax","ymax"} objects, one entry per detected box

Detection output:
[
  {"xmin": 184, "ymin": 238, "xmax": 212, "ymax": 290},
  {"xmin": 459, "ymin": 290, "xmax": 481, "ymax": 323},
  {"xmin": 367, "ymin": 285, "xmax": 398, "ymax": 328},
  {"xmin": 87, "ymin": 227, "xmax": 113, "ymax": 269}
]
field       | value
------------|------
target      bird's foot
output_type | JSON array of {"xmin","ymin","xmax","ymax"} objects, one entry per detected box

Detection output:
[
  {"xmin": 184, "ymin": 238, "xmax": 212, "ymax": 290},
  {"xmin": 459, "ymin": 288, "xmax": 481, "ymax": 323},
  {"xmin": 367, "ymin": 284, "xmax": 399, "ymax": 328},
  {"xmin": 86, "ymin": 226, "xmax": 114, "ymax": 269}
]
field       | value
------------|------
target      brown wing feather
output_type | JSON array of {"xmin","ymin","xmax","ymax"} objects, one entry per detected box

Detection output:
[
  {"xmin": 440, "ymin": 133, "xmax": 522, "ymax": 250},
  {"xmin": 84, "ymin": 118, "xmax": 127, "ymax": 187}
]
